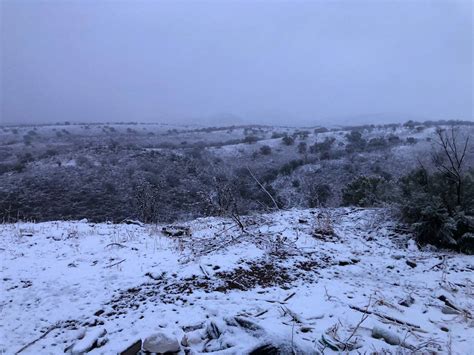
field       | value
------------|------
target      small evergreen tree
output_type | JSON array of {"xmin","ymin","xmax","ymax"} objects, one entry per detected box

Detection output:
[
  {"xmin": 398, "ymin": 127, "xmax": 473, "ymax": 253},
  {"xmin": 342, "ymin": 176, "xmax": 388, "ymax": 207}
]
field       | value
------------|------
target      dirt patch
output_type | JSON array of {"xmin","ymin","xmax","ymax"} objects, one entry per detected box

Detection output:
[{"xmin": 215, "ymin": 260, "xmax": 293, "ymax": 291}]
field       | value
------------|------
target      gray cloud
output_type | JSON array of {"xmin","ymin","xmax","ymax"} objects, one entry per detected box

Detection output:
[{"xmin": 1, "ymin": 0, "xmax": 472, "ymax": 126}]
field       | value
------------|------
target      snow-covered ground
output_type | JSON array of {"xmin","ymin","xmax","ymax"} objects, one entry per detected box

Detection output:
[{"xmin": 1, "ymin": 208, "xmax": 473, "ymax": 354}]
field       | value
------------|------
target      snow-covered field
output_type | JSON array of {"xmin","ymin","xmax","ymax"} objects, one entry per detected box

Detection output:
[{"xmin": 1, "ymin": 208, "xmax": 473, "ymax": 354}]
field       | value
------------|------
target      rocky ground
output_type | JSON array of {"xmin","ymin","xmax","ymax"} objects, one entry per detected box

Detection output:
[{"xmin": 1, "ymin": 208, "xmax": 473, "ymax": 354}]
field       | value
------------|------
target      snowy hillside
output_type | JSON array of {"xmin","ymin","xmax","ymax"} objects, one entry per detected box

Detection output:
[{"xmin": 1, "ymin": 208, "xmax": 472, "ymax": 354}]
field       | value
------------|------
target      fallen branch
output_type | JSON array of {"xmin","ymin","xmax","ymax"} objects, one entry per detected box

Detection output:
[
  {"xmin": 15, "ymin": 324, "xmax": 60, "ymax": 354},
  {"xmin": 105, "ymin": 259, "xmax": 126, "ymax": 268},
  {"xmin": 283, "ymin": 292, "xmax": 296, "ymax": 302},
  {"xmin": 254, "ymin": 309, "xmax": 269, "ymax": 317},
  {"xmin": 199, "ymin": 265, "xmax": 210, "ymax": 279},
  {"xmin": 105, "ymin": 243, "xmax": 127, "ymax": 249},
  {"xmin": 349, "ymin": 305, "xmax": 422, "ymax": 330},
  {"xmin": 281, "ymin": 306, "xmax": 303, "ymax": 323},
  {"xmin": 345, "ymin": 295, "xmax": 372, "ymax": 344}
]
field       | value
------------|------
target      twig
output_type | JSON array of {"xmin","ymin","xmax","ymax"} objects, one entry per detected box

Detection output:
[
  {"xmin": 345, "ymin": 295, "xmax": 372, "ymax": 344},
  {"xmin": 199, "ymin": 264, "xmax": 210, "ymax": 279},
  {"xmin": 246, "ymin": 166, "xmax": 280, "ymax": 210},
  {"xmin": 283, "ymin": 292, "xmax": 296, "ymax": 302},
  {"xmin": 105, "ymin": 259, "xmax": 126, "ymax": 268},
  {"xmin": 254, "ymin": 309, "xmax": 269, "ymax": 317},
  {"xmin": 105, "ymin": 243, "xmax": 127, "ymax": 248},
  {"xmin": 349, "ymin": 305, "xmax": 422, "ymax": 329},
  {"xmin": 15, "ymin": 324, "xmax": 60, "ymax": 354}
]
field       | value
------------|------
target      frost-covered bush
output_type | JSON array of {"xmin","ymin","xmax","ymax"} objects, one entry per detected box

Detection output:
[
  {"xmin": 279, "ymin": 159, "xmax": 304, "ymax": 176},
  {"xmin": 307, "ymin": 184, "xmax": 332, "ymax": 207},
  {"xmin": 297, "ymin": 142, "xmax": 307, "ymax": 154},
  {"xmin": 243, "ymin": 135, "xmax": 260, "ymax": 144},
  {"xmin": 309, "ymin": 137, "xmax": 335, "ymax": 155},
  {"xmin": 367, "ymin": 137, "xmax": 388, "ymax": 150},
  {"xmin": 399, "ymin": 168, "xmax": 474, "ymax": 252},
  {"xmin": 345, "ymin": 130, "xmax": 366, "ymax": 153},
  {"xmin": 341, "ymin": 176, "xmax": 393, "ymax": 207},
  {"xmin": 260, "ymin": 145, "xmax": 272, "ymax": 155},
  {"xmin": 281, "ymin": 135, "xmax": 295, "ymax": 146}
]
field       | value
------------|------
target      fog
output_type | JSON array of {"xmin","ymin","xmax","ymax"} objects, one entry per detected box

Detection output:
[{"xmin": 1, "ymin": 0, "xmax": 472, "ymax": 126}]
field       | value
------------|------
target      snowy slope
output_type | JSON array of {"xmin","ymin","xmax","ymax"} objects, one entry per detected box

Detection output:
[{"xmin": 1, "ymin": 208, "xmax": 473, "ymax": 354}]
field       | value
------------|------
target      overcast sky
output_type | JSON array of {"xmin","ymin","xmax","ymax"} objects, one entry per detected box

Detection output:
[{"xmin": 1, "ymin": 0, "xmax": 472, "ymax": 126}]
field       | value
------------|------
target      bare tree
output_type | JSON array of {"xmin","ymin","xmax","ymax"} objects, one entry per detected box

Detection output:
[
  {"xmin": 432, "ymin": 127, "xmax": 470, "ymax": 206},
  {"xmin": 133, "ymin": 179, "xmax": 161, "ymax": 223}
]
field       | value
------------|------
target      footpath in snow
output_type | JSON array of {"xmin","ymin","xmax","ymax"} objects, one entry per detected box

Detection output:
[{"xmin": 0, "ymin": 208, "xmax": 473, "ymax": 354}]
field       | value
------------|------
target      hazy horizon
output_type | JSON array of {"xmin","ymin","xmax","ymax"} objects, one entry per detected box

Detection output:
[{"xmin": 1, "ymin": 0, "xmax": 472, "ymax": 126}]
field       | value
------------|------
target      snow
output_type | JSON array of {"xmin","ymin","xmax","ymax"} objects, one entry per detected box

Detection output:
[{"xmin": 1, "ymin": 208, "xmax": 472, "ymax": 354}]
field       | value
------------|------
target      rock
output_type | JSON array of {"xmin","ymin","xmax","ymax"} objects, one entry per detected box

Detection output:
[
  {"xmin": 70, "ymin": 328, "xmax": 107, "ymax": 354},
  {"xmin": 162, "ymin": 226, "xmax": 191, "ymax": 237},
  {"xmin": 182, "ymin": 323, "xmax": 204, "ymax": 333},
  {"xmin": 438, "ymin": 295, "xmax": 461, "ymax": 311},
  {"xmin": 20, "ymin": 230, "xmax": 33, "ymax": 237},
  {"xmin": 233, "ymin": 317, "xmax": 264, "ymax": 333},
  {"xmin": 421, "ymin": 244, "xmax": 437, "ymax": 252},
  {"xmin": 94, "ymin": 309, "xmax": 105, "ymax": 317},
  {"xmin": 142, "ymin": 331, "xmax": 181, "ymax": 353},
  {"xmin": 407, "ymin": 239, "xmax": 418, "ymax": 251},
  {"xmin": 249, "ymin": 342, "xmax": 305, "ymax": 355},
  {"xmin": 338, "ymin": 260, "xmax": 351, "ymax": 266},
  {"xmin": 399, "ymin": 295, "xmax": 415, "ymax": 307},
  {"xmin": 205, "ymin": 321, "xmax": 221, "ymax": 340},
  {"xmin": 249, "ymin": 344, "xmax": 280, "ymax": 355},
  {"xmin": 181, "ymin": 329, "xmax": 204, "ymax": 347},
  {"xmin": 123, "ymin": 219, "xmax": 144, "ymax": 226},
  {"xmin": 406, "ymin": 260, "xmax": 417, "ymax": 268},
  {"xmin": 441, "ymin": 305, "xmax": 461, "ymax": 315},
  {"xmin": 458, "ymin": 233, "xmax": 474, "ymax": 255},
  {"xmin": 119, "ymin": 339, "xmax": 142, "ymax": 355},
  {"xmin": 372, "ymin": 325, "xmax": 401, "ymax": 346}
]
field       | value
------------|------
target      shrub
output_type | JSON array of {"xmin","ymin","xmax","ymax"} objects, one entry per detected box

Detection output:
[
  {"xmin": 295, "ymin": 130, "xmax": 309, "ymax": 140},
  {"xmin": 387, "ymin": 134, "xmax": 401, "ymax": 144},
  {"xmin": 399, "ymin": 168, "xmax": 474, "ymax": 252},
  {"xmin": 243, "ymin": 135, "xmax": 259, "ymax": 144},
  {"xmin": 342, "ymin": 176, "xmax": 391, "ymax": 207},
  {"xmin": 314, "ymin": 127, "xmax": 328, "ymax": 134},
  {"xmin": 260, "ymin": 145, "xmax": 272, "ymax": 155},
  {"xmin": 271, "ymin": 132, "xmax": 286, "ymax": 139},
  {"xmin": 281, "ymin": 135, "xmax": 295, "ymax": 146},
  {"xmin": 308, "ymin": 184, "xmax": 332, "ymax": 207},
  {"xmin": 367, "ymin": 137, "xmax": 387, "ymax": 150},
  {"xmin": 345, "ymin": 131, "xmax": 366, "ymax": 153},
  {"xmin": 309, "ymin": 137, "xmax": 335, "ymax": 154},
  {"xmin": 297, "ymin": 142, "xmax": 307, "ymax": 154},
  {"xmin": 279, "ymin": 159, "xmax": 304, "ymax": 175}
]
